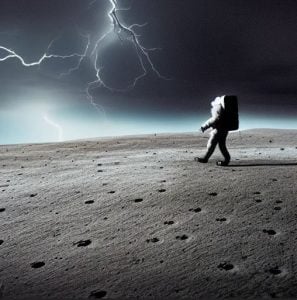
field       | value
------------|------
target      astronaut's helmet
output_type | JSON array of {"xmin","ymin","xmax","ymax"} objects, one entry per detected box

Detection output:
[{"xmin": 211, "ymin": 96, "xmax": 225, "ymax": 108}]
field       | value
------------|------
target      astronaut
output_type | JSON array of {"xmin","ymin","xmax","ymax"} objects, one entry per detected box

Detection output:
[{"xmin": 196, "ymin": 96, "xmax": 231, "ymax": 166}]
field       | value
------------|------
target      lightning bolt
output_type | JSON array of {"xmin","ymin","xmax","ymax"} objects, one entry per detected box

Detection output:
[
  {"xmin": 58, "ymin": 33, "xmax": 91, "ymax": 78},
  {"xmin": 84, "ymin": 0, "xmax": 169, "ymax": 114},
  {"xmin": 0, "ymin": 0, "xmax": 167, "ymax": 116},
  {"xmin": 43, "ymin": 114, "xmax": 64, "ymax": 142},
  {"xmin": 88, "ymin": 0, "xmax": 167, "ymax": 93},
  {"xmin": 0, "ymin": 43, "xmax": 87, "ymax": 67}
]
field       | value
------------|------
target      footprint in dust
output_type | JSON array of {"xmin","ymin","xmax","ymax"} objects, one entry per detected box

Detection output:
[
  {"xmin": 30, "ymin": 261, "xmax": 45, "ymax": 268},
  {"xmin": 0, "ymin": 240, "xmax": 3, "ymax": 245},
  {"xmin": 274, "ymin": 207, "xmax": 282, "ymax": 211},
  {"xmin": 108, "ymin": 191, "xmax": 115, "ymax": 194},
  {"xmin": 253, "ymin": 192, "xmax": 261, "ymax": 195},
  {"xmin": 30, "ymin": 193, "xmax": 38, "ymax": 197},
  {"xmin": 275, "ymin": 200, "xmax": 282, "ymax": 204},
  {"xmin": 263, "ymin": 229, "xmax": 276, "ymax": 236},
  {"xmin": 85, "ymin": 200, "xmax": 94, "ymax": 204},
  {"xmin": 218, "ymin": 262, "xmax": 234, "ymax": 271},
  {"xmin": 176, "ymin": 234, "xmax": 188, "ymax": 241},
  {"xmin": 164, "ymin": 221, "xmax": 174, "ymax": 225},
  {"xmin": 189, "ymin": 208, "xmax": 202, "ymax": 213},
  {"xmin": 89, "ymin": 290, "xmax": 107, "ymax": 299},
  {"xmin": 73, "ymin": 240, "xmax": 92, "ymax": 247},
  {"xmin": 134, "ymin": 198, "xmax": 143, "ymax": 203},
  {"xmin": 0, "ymin": 208, "xmax": 5, "ymax": 212},
  {"xmin": 158, "ymin": 189, "xmax": 166, "ymax": 193},
  {"xmin": 216, "ymin": 217, "xmax": 227, "ymax": 222},
  {"xmin": 208, "ymin": 192, "xmax": 217, "ymax": 196},
  {"xmin": 146, "ymin": 237, "xmax": 159, "ymax": 243},
  {"xmin": 269, "ymin": 267, "xmax": 282, "ymax": 275}
]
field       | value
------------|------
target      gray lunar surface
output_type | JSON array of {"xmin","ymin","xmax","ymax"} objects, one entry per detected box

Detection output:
[{"xmin": 1, "ymin": 129, "xmax": 297, "ymax": 299}]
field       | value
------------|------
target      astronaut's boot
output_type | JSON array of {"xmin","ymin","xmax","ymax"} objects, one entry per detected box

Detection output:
[
  {"xmin": 216, "ymin": 160, "xmax": 229, "ymax": 166},
  {"xmin": 194, "ymin": 157, "xmax": 208, "ymax": 163}
]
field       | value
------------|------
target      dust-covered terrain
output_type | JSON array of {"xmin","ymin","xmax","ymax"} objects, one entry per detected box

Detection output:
[{"xmin": 1, "ymin": 129, "xmax": 297, "ymax": 299}]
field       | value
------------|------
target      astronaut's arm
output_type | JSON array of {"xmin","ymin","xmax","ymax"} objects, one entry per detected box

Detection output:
[{"xmin": 201, "ymin": 116, "xmax": 218, "ymax": 132}]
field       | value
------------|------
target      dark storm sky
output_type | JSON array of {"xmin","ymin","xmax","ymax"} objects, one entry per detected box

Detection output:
[{"xmin": 0, "ymin": 0, "xmax": 297, "ymax": 143}]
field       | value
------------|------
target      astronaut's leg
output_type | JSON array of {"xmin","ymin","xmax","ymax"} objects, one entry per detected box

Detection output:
[
  {"xmin": 205, "ymin": 129, "xmax": 219, "ymax": 160},
  {"xmin": 195, "ymin": 129, "xmax": 219, "ymax": 163},
  {"xmin": 217, "ymin": 130, "xmax": 230, "ymax": 165}
]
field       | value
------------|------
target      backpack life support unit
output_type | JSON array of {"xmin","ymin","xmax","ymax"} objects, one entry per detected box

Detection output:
[{"xmin": 222, "ymin": 95, "xmax": 239, "ymax": 131}]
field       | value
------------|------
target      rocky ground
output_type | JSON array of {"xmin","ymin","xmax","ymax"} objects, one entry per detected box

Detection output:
[{"xmin": 1, "ymin": 129, "xmax": 297, "ymax": 299}]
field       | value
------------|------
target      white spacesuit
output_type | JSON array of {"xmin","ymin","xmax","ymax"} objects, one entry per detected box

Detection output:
[{"xmin": 196, "ymin": 96, "xmax": 231, "ymax": 166}]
